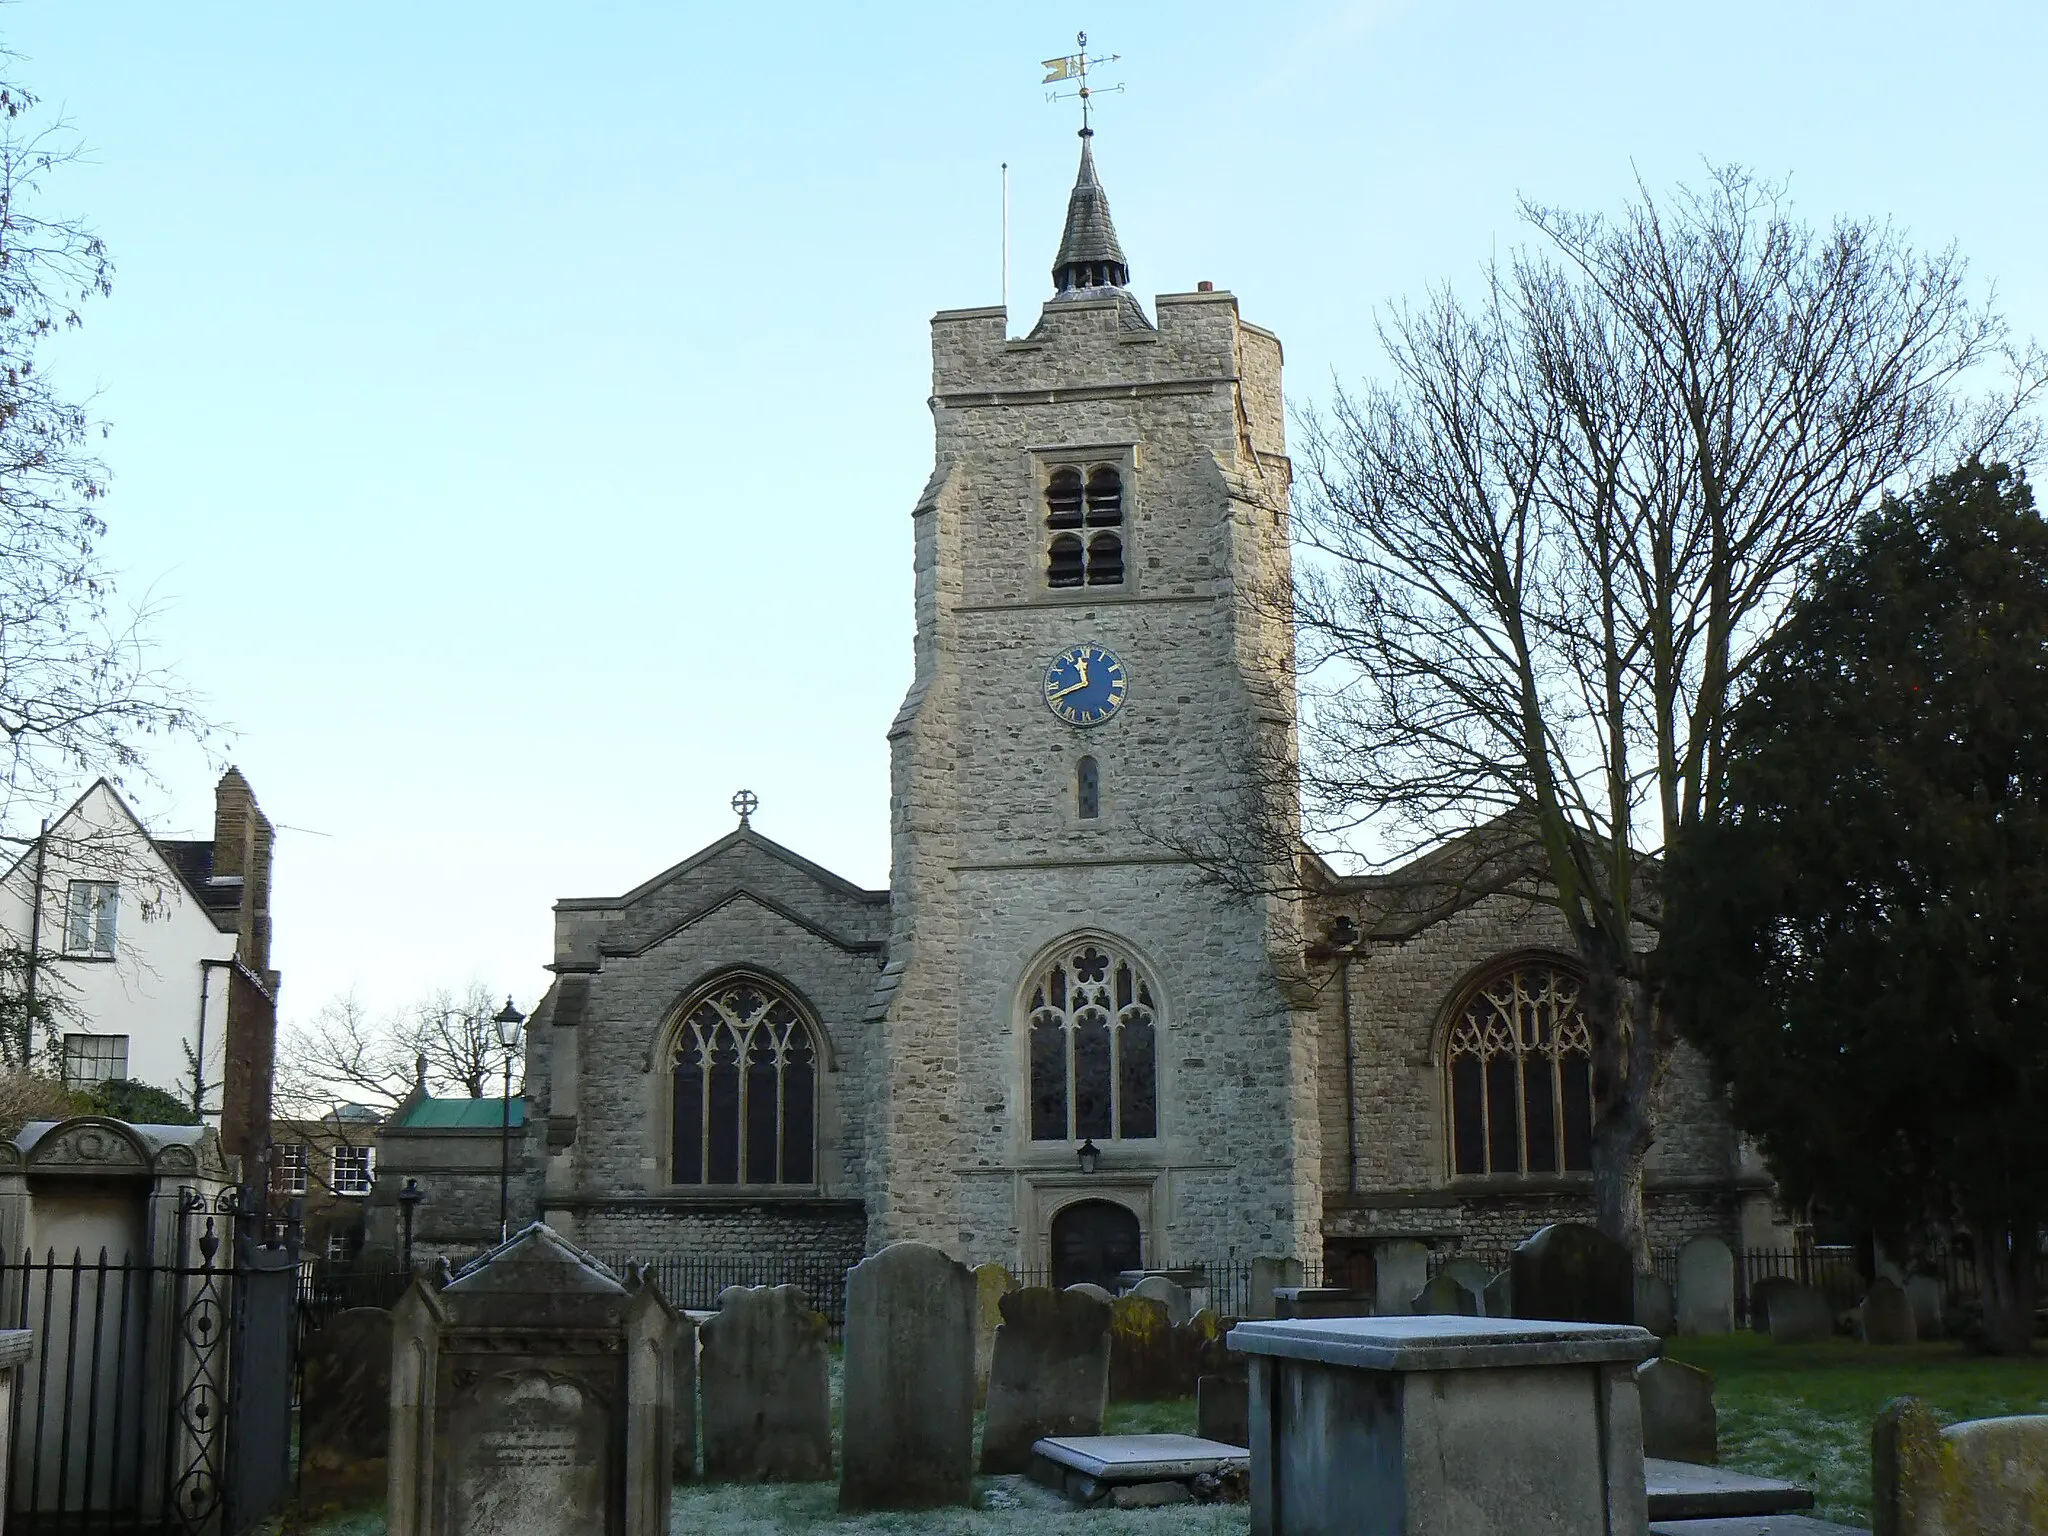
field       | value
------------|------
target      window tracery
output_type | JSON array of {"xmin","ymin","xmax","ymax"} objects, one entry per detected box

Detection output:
[
  {"xmin": 670, "ymin": 976, "xmax": 817, "ymax": 1186},
  {"xmin": 1028, "ymin": 941, "xmax": 1157, "ymax": 1141},
  {"xmin": 1445, "ymin": 960, "xmax": 1594, "ymax": 1176}
]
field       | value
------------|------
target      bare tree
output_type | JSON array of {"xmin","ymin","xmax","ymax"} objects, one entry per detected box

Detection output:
[
  {"xmin": 0, "ymin": 63, "xmax": 201, "ymax": 842},
  {"xmin": 1288, "ymin": 166, "xmax": 2040, "ymax": 1262},
  {"xmin": 274, "ymin": 983, "xmax": 521, "ymax": 1119}
]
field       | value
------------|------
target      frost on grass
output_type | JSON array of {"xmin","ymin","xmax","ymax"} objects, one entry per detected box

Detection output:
[{"xmin": 668, "ymin": 1478, "xmax": 1250, "ymax": 1535}]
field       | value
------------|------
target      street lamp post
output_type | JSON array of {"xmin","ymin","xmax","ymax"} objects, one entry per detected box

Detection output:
[{"xmin": 493, "ymin": 996, "xmax": 526, "ymax": 1244}]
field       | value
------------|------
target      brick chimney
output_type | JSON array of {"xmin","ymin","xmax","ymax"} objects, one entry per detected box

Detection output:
[{"xmin": 213, "ymin": 767, "xmax": 274, "ymax": 976}]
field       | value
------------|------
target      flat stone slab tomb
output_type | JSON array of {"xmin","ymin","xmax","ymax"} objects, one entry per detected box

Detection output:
[
  {"xmin": 1029, "ymin": 1433, "xmax": 1248, "ymax": 1508},
  {"xmin": 1650, "ymin": 1519, "xmax": 1869, "ymax": 1536},
  {"xmin": 1645, "ymin": 1458, "xmax": 1817, "ymax": 1520},
  {"xmin": 1229, "ymin": 1314, "xmax": 1657, "ymax": 1536}
]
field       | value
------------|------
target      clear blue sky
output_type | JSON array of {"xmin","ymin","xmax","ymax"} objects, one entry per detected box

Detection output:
[{"xmin": 8, "ymin": 0, "xmax": 2044, "ymax": 1027}]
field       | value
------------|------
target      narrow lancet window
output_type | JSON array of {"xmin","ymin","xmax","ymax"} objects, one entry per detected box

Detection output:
[{"xmin": 1077, "ymin": 756, "xmax": 1100, "ymax": 819}]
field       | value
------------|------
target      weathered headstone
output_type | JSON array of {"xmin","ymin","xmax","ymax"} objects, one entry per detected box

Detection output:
[
  {"xmin": 1412, "ymin": 1269, "xmax": 1481, "ymax": 1316},
  {"xmin": 1246, "ymin": 1256, "xmax": 1301, "ymax": 1320},
  {"xmin": 1373, "ymin": 1240, "xmax": 1429, "ymax": 1317},
  {"xmin": 971, "ymin": 1262, "xmax": 1014, "ymax": 1406},
  {"xmin": 1747, "ymin": 1274, "xmax": 1798, "ymax": 1333},
  {"xmin": 301, "ymin": 1307, "xmax": 393, "ymax": 1505},
  {"xmin": 978, "ymin": 1286, "xmax": 1111, "ymax": 1473},
  {"xmin": 1483, "ymin": 1269, "xmax": 1514, "ymax": 1318},
  {"xmin": 1766, "ymin": 1284, "xmax": 1833, "ymax": 1344},
  {"xmin": 1636, "ymin": 1356, "xmax": 1717, "ymax": 1465},
  {"xmin": 1635, "ymin": 1273, "xmax": 1678, "ymax": 1337},
  {"xmin": 1511, "ymin": 1223, "xmax": 1634, "ymax": 1325},
  {"xmin": 1197, "ymin": 1373, "xmax": 1250, "ymax": 1448},
  {"xmin": 670, "ymin": 1309, "xmax": 699, "ymax": 1482},
  {"xmin": 839, "ymin": 1241, "xmax": 975, "ymax": 1512},
  {"xmin": 1130, "ymin": 1274, "xmax": 1192, "ymax": 1326},
  {"xmin": 700, "ymin": 1283, "xmax": 832, "ymax": 1482},
  {"xmin": 1437, "ymin": 1257, "xmax": 1494, "ymax": 1311},
  {"xmin": 1860, "ymin": 1277, "xmax": 1917, "ymax": 1346},
  {"xmin": 386, "ymin": 1225, "xmax": 678, "ymax": 1536},
  {"xmin": 1065, "ymin": 1281, "xmax": 1114, "ymax": 1305},
  {"xmin": 1903, "ymin": 1275, "xmax": 1944, "ymax": 1340},
  {"xmin": 1873, "ymin": 1395, "xmax": 2048, "ymax": 1536},
  {"xmin": 1676, "ymin": 1236, "xmax": 1736, "ymax": 1336},
  {"xmin": 1107, "ymin": 1294, "xmax": 1178, "ymax": 1402}
]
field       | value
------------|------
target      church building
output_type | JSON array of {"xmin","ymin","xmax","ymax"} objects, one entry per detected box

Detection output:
[{"xmin": 516, "ymin": 131, "xmax": 1777, "ymax": 1289}]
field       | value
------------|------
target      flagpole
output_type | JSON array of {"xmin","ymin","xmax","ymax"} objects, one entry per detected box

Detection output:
[{"xmin": 1001, "ymin": 161, "xmax": 1009, "ymax": 320}]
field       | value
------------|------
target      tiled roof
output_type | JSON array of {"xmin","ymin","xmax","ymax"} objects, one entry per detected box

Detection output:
[{"xmin": 1052, "ymin": 134, "xmax": 1130, "ymax": 292}]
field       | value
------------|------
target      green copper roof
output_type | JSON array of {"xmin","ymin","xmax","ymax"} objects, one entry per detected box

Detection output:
[{"xmin": 395, "ymin": 1096, "xmax": 525, "ymax": 1129}]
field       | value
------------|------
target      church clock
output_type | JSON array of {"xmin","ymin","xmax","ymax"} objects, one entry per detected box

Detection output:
[{"xmin": 1042, "ymin": 644, "xmax": 1127, "ymax": 727}]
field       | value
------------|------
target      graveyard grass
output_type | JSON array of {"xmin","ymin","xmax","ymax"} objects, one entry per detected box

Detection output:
[{"xmin": 1666, "ymin": 1332, "xmax": 2048, "ymax": 1525}]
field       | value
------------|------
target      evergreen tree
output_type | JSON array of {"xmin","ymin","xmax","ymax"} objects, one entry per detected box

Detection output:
[{"xmin": 1663, "ymin": 460, "xmax": 2048, "ymax": 1353}]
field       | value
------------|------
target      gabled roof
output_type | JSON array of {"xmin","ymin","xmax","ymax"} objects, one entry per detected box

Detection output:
[
  {"xmin": 555, "ymin": 824, "xmax": 886, "ymax": 913},
  {"xmin": 392, "ymin": 1096, "xmax": 525, "ymax": 1130},
  {"xmin": 2, "ymin": 778, "xmax": 238, "ymax": 935}
]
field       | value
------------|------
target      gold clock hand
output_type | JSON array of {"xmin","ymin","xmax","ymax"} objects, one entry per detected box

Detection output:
[{"xmin": 1048, "ymin": 678, "xmax": 1089, "ymax": 701}]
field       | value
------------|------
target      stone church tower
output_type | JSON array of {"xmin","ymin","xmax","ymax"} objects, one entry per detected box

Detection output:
[{"xmin": 865, "ymin": 130, "xmax": 1321, "ymax": 1274}]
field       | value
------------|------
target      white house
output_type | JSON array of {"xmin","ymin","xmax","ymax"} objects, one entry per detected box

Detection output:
[{"xmin": 0, "ymin": 770, "xmax": 280, "ymax": 1168}]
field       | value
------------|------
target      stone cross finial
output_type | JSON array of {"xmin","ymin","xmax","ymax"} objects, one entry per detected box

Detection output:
[{"xmin": 732, "ymin": 789, "xmax": 759, "ymax": 828}]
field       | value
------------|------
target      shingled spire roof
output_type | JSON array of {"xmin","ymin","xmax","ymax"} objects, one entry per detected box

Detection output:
[{"xmin": 1052, "ymin": 130, "xmax": 1130, "ymax": 293}]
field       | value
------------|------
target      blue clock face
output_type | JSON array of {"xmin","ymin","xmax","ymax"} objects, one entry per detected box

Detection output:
[{"xmin": 1043, "ymin": 644, "xmax": 1128, "ymax": 727}]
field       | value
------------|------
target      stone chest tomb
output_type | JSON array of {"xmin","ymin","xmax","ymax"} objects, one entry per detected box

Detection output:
[{"xmin": 387, "ymin": 1223, "xmax": 678, "ymax": 1536}]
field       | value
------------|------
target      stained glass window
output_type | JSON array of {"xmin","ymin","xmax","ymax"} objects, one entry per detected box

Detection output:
[
  {"xmin": 1027, "ymin": 941, "xmax": 1159, "ymax": 1142},
  {"xmin": 671, "ymin": 978, "xmax": 819, "ymax": 1186},
  {"xmin": 1445, "ymin": 962, "xmax": 1595, "ymax": 1176}
]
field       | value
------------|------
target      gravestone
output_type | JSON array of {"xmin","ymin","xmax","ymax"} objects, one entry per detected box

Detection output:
[
  {"xmin": 386, "ymin": 1225, "xmax": 678, "ymax": 1536},
  {"xmin": 301, "ymin": 1307, "xmax": 393, "ymax": 1505},
  {"xmin": 1859, "ymin": 1277, "xmax": 1917, "ymax": 1346},
  {"xmin": 979, "ymin": 1286, "xmax": 1111, "ymax": 1473},
  {"xmin": 1635, "ymin": 1274, "xmax": 1678, "ymax": 1337},
  {"xmin": 1483, "ymin": 1269, "xmax": 1514, "ymax": 1318},
  {"xmin": 1197, "ymin": 1373, "xmax": 1250, "ymax": 1448},
  {"xmin": 839, "ymin": 1240, "xmax": 975, "ymax": 1512},
  {"xmin": 669, "ymin": 1310, "xmax": 699, "ymax": 1482},
  {"xmin": 1066, "ymin": 1282, "xmax": 1114, "ymax": 1305},
  {"xmin": 1873, "ymin": 1395, "xmax": 2048, "ymax": 1536},
  {"xmin": 1512, "ymin": 1223, "xmax": 1634, "ymax": 1325},
  {"xmin": 1107, "ymin": 1294, "xmax": 1178, "ymax": 1402},
  {"xmin": 1636, "ymin": 1356, "xmax": 1717, "ymax": 1465},
  {"xmin": 1748, "ymin": 1275, "xmax": 1799, "ymax": 1333},
  {"xmin": 1412, "ymin": 1269, "xmax": 1481, "ymax": 1316},
  {"xmin": 1676, "ymin": 1236, "xmax": 1736, "ymax": 1336},
  {"xmin": 1374, "ymin": 1240, "xmax": 1429, "ymax": 1317},
  {"xmin": 1130, "ymin": 1275, "xmax": 1192, "ymax": 1326},
  {"xmin": 700, "ymin": 1283, "xmax": 832, "ymax": 1482},
  {"xmin": 1437, "ymin": 1258, "xmax": 1494, "ymax": 1311},
  {"xmin": 971, "ymin": 1262, "xmax": 1015, "ymax": 1406},
  {"xmin": 1246, "ymin": 1256, "xmax": 1301, "ymax": 1320},
  {"xmin": 1903, "ymin": 1275, "xmax": 1943, "ymax": 1340},
  {"xmin": 1766, "ymin": 1284, "xmax": 1833, "ymax": 1344}
]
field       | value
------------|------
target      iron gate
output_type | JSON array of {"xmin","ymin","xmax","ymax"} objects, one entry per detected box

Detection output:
[{"xmin": 2, "ymin": 1186, "xmax": 301, "ymax": 1536}]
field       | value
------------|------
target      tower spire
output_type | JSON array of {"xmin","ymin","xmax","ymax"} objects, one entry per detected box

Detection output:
[{"xmin": 1051, "ymin": 130, "xmax": 1129, "ymax": 294}]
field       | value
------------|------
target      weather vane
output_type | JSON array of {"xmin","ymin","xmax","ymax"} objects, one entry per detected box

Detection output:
[
  {"xmin": 731, "ymin": 789, "xmax": 759, "ymax": 827},
  {"xmin": 1042, "ymin": 30, "xmax": 1123, "ymax": 134}
]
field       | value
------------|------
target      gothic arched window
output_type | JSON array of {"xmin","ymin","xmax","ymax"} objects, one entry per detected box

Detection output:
[
  {"xmin": 1445, "ymin": 960, "xmax": 1594, "ymax": 1177},
  {"xmin": 1028, "ymin": 940, "xmax": 1158, "ymax": 1142},
  {"xmin": 670, "ymin": 976, "xmax": 818, "ymax": 1186}
]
